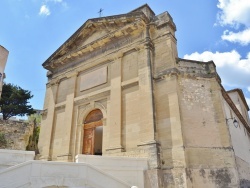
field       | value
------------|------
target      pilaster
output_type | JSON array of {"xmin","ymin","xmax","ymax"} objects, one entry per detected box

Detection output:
[
  {"xmin": 138, "ymin": 47, "xmax": 155, "ymax": 145},
  {"xmin": 38, "ymin": 83, "xmax": 58, "ymax": 160},
  {"xmin": 60, "ymin": 73, "xmax": 77, "ymax": 161},
  {"xmin": 167, "ymin": 76, "xmax": 187, "ymax": 187},
  {"xmin": 166, "ymin": 32, "xmax": 178, "ymax": 65},
  {"xmin": 107, "ymin": 57, "xmax": 123, "ymax": 152}
]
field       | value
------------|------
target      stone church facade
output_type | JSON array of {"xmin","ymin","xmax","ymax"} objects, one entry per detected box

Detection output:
[{"xmin": 35, "ymin": 4, "xmax": 250, "ymax": 187}]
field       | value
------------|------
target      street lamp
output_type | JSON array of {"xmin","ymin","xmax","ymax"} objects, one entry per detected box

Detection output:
[{"xmin": 226, "ymin": 117, "xmax": 239, "ymax": 128}]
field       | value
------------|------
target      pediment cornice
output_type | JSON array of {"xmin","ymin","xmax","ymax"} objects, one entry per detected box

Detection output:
[{"xmin": 43, "ymin": 12, "xmax": 149, "ymax": 71}]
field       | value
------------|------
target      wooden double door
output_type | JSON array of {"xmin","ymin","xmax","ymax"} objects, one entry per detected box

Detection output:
[{"xmin": 82, "ymin": 109, "xmax": 103, "ymax": 155}]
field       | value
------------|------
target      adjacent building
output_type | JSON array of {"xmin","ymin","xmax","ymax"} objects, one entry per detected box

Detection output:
[{"xmin": 0, "ymin": 45, "xmax": 8, "ymax": 97}]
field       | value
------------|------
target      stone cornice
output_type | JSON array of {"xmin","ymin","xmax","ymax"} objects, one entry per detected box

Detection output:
[
  {"xmin": 43, "ymin": 12, "xmax": 149, "ymax": 71},
  {"xmin": 155, "ymin": 11, "xmax": 176, "ymax": 32},
  {"xmin": 50, "ymin": 31, "xmax": 145, "ymax": 76},
  {"xmin": 154, "ymin": 58, "xmax": 250, "ymax": 134},
  {"xmin": 154, "ymin": 59, "xmax": 221, "ymax": 83}
]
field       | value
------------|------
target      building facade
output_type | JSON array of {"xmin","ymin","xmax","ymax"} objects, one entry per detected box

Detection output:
[
  {"xmin": 0, "ymin": 45, "xmax": 8, "ymax": 97},
  {"xmin": 37, "ymin": 4, "xmax": 250, "ymax": 187}
]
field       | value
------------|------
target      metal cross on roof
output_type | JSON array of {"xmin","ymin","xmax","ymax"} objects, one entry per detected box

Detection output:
[{"xmin": 98, "ymin": 8, "xmax": 104, "ymax": 17}]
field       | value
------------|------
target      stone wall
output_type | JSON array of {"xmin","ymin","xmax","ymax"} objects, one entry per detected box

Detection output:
[
  {"xmin": 0, "ymin": 149, "xmax": 35, "ymax": 171},
  {"xmin": 0, "ymin": 119, "xmax": 33, "ymax": 150},
  {"xmin": 153, "ymin": 59, "xmax": 241, "ymax": 187}
]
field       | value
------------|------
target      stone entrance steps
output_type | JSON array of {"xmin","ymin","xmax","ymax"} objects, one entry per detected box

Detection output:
[{"xmin": 0, "ymin": 160, "xmax": 131, "ymax": 188}]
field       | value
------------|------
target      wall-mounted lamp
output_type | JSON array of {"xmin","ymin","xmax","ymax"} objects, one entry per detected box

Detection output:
[{"xmin": 226, "ymin": 117, "xmax": 239, "ymax": 128}]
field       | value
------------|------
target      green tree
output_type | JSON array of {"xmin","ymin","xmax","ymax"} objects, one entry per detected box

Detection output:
[
  {"xmin": 28, "ymin": 113, "xmax": 42, "ymax": 125},
  {"xmin": 0, "ymin": 83, "xmax": 35, "ymax": 120},
  {"xmin": 27, "ymin": 113, "xmax": 41, "ymax": 153}
]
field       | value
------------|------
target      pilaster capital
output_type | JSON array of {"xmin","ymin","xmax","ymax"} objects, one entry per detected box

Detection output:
[
  {"xmin": 110, "ymin": 52, "xmax": 123, "ymax": 62},
  {"xmin": 66, "ymin": 71, "xmax": 78, "ymax": 78},
  {"xmin": 46, "ymin": 79, "xmax": 60, "ymax": 88}
]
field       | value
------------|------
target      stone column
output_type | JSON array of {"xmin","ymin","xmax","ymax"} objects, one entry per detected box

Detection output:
[
  {"xmin": 107, "ymin": 57, "xmax": 123, "ymax": 152},
  {"xmin": 38, "ymin": 83, "xmax": 58, "ymax": 160}
]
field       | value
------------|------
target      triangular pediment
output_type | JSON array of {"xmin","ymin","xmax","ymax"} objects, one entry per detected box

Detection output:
[
  {"xmin": 43, "ymin": 5, "xmax": 153, "ymax": 71},
  {"xmin": 79, "ymin": 30, "xmax": 109, "ymax": 47},
  {"xmin": 75, "ymin": 20, "xmax": 132, "ymax": 49}
]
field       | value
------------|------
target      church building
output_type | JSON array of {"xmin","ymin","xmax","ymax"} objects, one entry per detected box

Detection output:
[
  {"xmin": 1, "ymin": 4, "xmax": 250, "ymax": 188},
  {"xmin": 38, "ymin": 4, "xmax": 250, "ymax": 187}
]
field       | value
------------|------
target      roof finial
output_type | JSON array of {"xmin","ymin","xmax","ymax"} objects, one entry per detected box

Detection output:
[{"xmin": 98, "ymin": 8, "xmax": 104, "ymax": 17}]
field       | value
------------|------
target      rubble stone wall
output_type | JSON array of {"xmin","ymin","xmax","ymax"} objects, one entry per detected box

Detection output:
[{"xmin": 0, "ymin": 119, "xmax": 33, "ymax": 150}]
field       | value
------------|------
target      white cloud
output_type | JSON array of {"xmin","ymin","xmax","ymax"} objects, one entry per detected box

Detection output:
[
  {"xmin": 246, "ymin": 98, "xmax": 250, "ymax": 115},
  {"xmin": 40, "ymin": 0, "xmax": 68, "ymax": 15},
  {"xmin": 39, "ymin": 5, "xmax": 50, "ymax": 16},
  {"xmin": 45, "ymin": 0, "xmax": 67, "ymax": 7},
  {"xmin": 217, "ymin": 0, "xmax": 250, "ymax": 46},
  {"xmin": 248, "ymin": 87, "xmax": 250, "ymax": 92},
  {"xmin": 45, "ymin": 0, "xmax": 62, "ymax": 2},
  {"xmin": 184, "ymin": 50, "xmax": 250, "ymax": 89},
  {"xmin": 217, "ymin": 0, "xmax": 250, "ymax": 27},
  {"xmin": 222, "ymin": 28, "xmax": 250, "ymax": 45},
  {"xmin": 184, "ymin": 50, "xmax": 241, "ymax": 67},
  {"xmin": 247, "ymin": 98, "xmax": 250, "ymax": 105}
]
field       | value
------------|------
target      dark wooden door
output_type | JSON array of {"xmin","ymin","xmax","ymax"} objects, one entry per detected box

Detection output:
[
  {"xmin": 82, "ymin": 109, "xmax": 103, "ymax": 155},
  {"xmin": 82, "ymin": 128, "xmax": 94, "ymax": 155}
]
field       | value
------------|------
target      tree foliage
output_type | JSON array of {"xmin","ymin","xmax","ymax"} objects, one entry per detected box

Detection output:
[
  {"xmin": 0, "ymin": 83, "xmax": 35, "ymax": 120},
  {"xmin": 0, "ymin": 132, "xmax": 7, "ymax": 148},
  {"xmin": 28, "ymin": 113, "xmax": 41, "ymax": 125},
  {"xmin": 26, "ymin": 113, "xmax": 41, "ymax": 153}
]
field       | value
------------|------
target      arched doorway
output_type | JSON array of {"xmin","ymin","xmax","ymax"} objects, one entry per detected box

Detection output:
[{"xmin": 82, "ymin": 109, "xmax": 103, "ymax": 155}]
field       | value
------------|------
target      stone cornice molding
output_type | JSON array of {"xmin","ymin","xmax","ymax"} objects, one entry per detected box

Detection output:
[
  {"xmin": 46, "ymin": 79, "xmax": 60, "ymax": 88},
  {"xmin": 50, "ymin": 35, "xmax": 145, "ymax": 78},
  {"xmin": 155, "ymin": 11, "xmax": 176, "ymax": 32},
  {"xmin": 154, "ymin": 60, "xmax": 221, "ymax": 83},
  {"xmin": 43, "ymin": 12, "xmax": 149, "ymax": 71},
  {"xmin": 48, "ymin": 20, "xmax": 146, "ymax": 70},
  {"xmin": 154, "ymin": 58, "xmax": 250, "ymax": 133}
]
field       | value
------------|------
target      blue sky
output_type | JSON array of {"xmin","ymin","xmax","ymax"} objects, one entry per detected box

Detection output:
[{"xmin": 0, "ymin": 0, "xmax": 250, "ymax": 112}]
